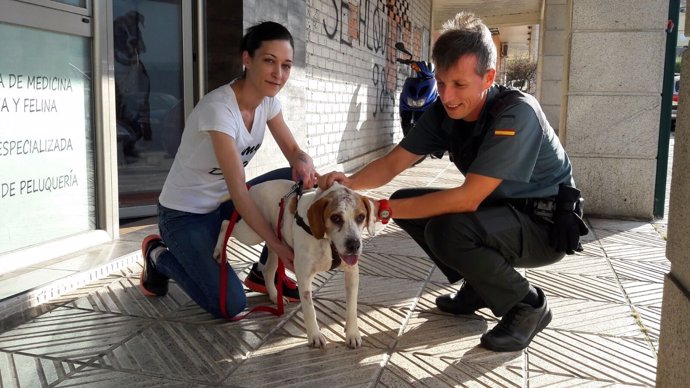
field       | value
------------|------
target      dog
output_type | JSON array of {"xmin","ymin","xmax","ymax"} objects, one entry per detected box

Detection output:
[{"xmin": 213, "ymin": 180, "xmax": 376, "ymax": 348}]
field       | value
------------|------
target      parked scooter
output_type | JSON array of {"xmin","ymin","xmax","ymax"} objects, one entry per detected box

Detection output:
[{"xmin": 394, "ymin": 42, "xmax": 443, "ymax": 159}]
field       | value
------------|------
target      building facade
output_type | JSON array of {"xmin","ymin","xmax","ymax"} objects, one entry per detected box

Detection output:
[{"xmin": 0, "ymin": 0, "xmax": 432, "ymax": 273}]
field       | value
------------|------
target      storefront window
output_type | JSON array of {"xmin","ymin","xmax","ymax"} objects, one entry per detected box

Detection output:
[
  {"xmin": 0, "ymin": 22, "xmax": 95, "ymax": 254},
  {"xmin": 114, "ymin": 0, "xmax": 185, "ymax": 217}
]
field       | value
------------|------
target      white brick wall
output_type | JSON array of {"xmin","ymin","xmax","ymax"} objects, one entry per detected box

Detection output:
[
  {"xmin": 245, "ymin": 0, "xmax": 432, "ymax": 179},
  {"xmin": 305, "ymin": 0, "xmax": 432, "ymax": 173}
]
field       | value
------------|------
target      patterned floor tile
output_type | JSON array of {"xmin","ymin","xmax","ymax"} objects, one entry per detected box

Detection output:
[
  {"xmin": 0, "ymin": 351, "xmax": 85, "ymax": 388},
  {"xmin": 527, "ymin": 271, "xmax": 627, "ymax": 304},
  {"xmin": 0, "ymin": 307, "xmax": 150, "ymax": 362},
  {"xmin": 416, "ymin": 281, "xmax": 497, "ymax": 321},
  {"xmin": 52, "ymin": 367, "xmax": 193, "ymax": 388},
  {"xmin": 634, "ymin": 304, "xmax": 662, "ymax": 342},
  {"xmin": 527, "ymin": 329, "xmax": 657, "ymax": 386},
  {"xmin": 0, "ymin": 303, "xmax": 59, "ymax": 334},
  {"xmin": 59, "ymin": 275, "xmax": 192, "ymax": 319},
  {"xmin": 223, "ymin": 338, "xmax": 387, "ymax": 387},
  {"xmin": 546, "ymin": 295, "xmax": 644, "ymax": 338},
  {"xmin": 362, "ymin": 232, "xmax": 429, "ymax": 259},
  {"xmin": 526, "ymin": 373, "xmax": 645, "ymax": 387},
  {"xmin": 576, "ymin": 233, "xmax": 606, "ymax": 252},
  {"xmin": 597, "ymin": 228, "xmax": 666, "ymax": 248},
  {"xmin": 397, "ymin": 309, "xmax": 489, "ymax": 351},
  {"xmin": 381, "ymin": 339, "xmax": 523, "ymax": 387},
  {"xmin": 542, "ymin": 253, "xmax": 615, "ymax": 277},
  {"xmin": 428, "ymin": 265, "xmax": 454, "ymax": 284},
  {"xmin": 93, "ymin": 318, "xmax": 271, "ymax": 384},
  {"xmin": 357, "ymin": 251, "xmax": 433, "ymax": 281},
  {"xmin": 224, "ymin": 239, "xmax": 265, "ymax": 268},
  {"xmin": 609, "ymin": 257, "xmax": 669, "ymax": 283},
  {"xmin": 0, "ymin": 153, "xmax": 670, "ymax": 386},
  {"xmin": 320, "ymin": 272, "xmax": 425, "ymax": 309},
  {"xmin": 620, "ymin": 280, "xmax": 665, "ymax": 306},
  {"xmin": 589, "ymin": 219, "xmax": 659, "ymax": 234},
  {"xmin": 277, "ymin": 297, "xmax": 409, "ymax": 350},
  {"xmin": 605, "ymin": 245, "xmax": 668, "ymax": 262}
]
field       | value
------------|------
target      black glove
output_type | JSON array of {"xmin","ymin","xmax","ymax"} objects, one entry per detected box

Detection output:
[{"xmin": 549, "ymin": 185, "xmax": 589, "ymax": 254}]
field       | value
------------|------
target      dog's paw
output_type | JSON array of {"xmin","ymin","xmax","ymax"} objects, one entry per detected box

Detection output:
[
  {"xmin": 211, "ymin": 244, "xmax": 221, "ymax": 263},
  {"xmin": 212, "ymin": 221, "xmax": 229, "ymax": 263},
  {"xmin": 307, "ymin": 332, "xmax": 328, "ymax": 348},
  {"xmin": 345, "ymin": 330, "xmax": 362, "ymax": 349}
]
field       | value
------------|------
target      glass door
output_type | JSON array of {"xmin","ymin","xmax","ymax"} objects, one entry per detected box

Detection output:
[{"xmin": 114, "ymin": 0, "xmax": 191, "ymax": 218}]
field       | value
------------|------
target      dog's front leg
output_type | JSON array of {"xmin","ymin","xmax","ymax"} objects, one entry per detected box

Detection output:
[
  {"xmin": 212, "ymin": 220, "xmax": 230, "ymax": 263},
  {"xmin": 296, "ymin": 265, "xmax": 327, "ymax": 348},
  {"xmin": 344, "ymin": 264, "xmax": 362, "ymax": 348},
  {"xmin": 262, "ymin": 250, "xmax": 280, "ymax": 304}
]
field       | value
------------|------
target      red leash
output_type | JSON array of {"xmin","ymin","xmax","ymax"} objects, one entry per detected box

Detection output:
[{"xmin": 219, "ymin": 198, "xmax": 287, "ymax": 320}]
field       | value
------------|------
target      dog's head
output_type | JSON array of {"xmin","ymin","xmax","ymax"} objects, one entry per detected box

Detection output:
[{"xmin": 306, "ymin": 183, "xmax": 376, "ymax": 266}]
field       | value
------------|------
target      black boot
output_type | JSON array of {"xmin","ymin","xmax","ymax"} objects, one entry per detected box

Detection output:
[
  {"xmin": 435, "ymin": 281, "xmax": 488, "ymax": 315},
  {"xmin": 480, "ymin": 286, "xmax": 552, "ymax": 352}
]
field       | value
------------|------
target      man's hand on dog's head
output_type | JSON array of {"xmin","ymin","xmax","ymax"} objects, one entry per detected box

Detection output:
[{"xmin": 317, "ymin": 171, "xmax": 349, "ymax": 190}]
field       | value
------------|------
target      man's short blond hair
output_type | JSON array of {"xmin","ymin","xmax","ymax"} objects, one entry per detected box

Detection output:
[{"xmin": 432, "ymin": 11, "xmax": 497, "ymax": 75}]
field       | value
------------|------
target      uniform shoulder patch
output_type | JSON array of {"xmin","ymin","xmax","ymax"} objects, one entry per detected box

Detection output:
[{"xmin": 494, "ymin": 129, "xmax": 516, "ymax": 136}]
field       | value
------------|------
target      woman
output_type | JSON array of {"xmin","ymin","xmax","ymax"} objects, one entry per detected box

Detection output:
[{"xmin": 140, "ymin": 21, "xmax": 317, "ymax": 318}]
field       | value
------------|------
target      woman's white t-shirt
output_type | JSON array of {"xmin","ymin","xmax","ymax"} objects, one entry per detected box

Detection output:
[{"xmin": 159, "ymin": 83, "xmax": 281, "ymax": 213}]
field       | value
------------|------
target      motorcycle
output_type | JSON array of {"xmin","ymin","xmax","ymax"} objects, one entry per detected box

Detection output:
[
  {"xmin": 394, "ymin": 42, "xmax": 443, "ymax": 160},
  {"xmin": 395, "ymin": 42, "xmax": 437, "ymax": 137}
]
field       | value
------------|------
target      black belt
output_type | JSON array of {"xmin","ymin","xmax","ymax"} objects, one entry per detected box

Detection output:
[
  {"xmin": 503, "ymin": 197, "xmax": 556, "ymax": 222},
  {"xmin": 503, "ymin": 198, "xmax": 533, "ymax": 212}
]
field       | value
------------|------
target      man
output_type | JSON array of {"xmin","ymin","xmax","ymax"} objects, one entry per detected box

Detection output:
[{"xmin": 318, "ymin": 11, "xmax": 587, "ymax": 352}]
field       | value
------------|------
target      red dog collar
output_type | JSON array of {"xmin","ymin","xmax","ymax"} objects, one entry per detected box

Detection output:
[{"xmin": 378, "ymin": 199, "xmax": 392, "ymax": 224}]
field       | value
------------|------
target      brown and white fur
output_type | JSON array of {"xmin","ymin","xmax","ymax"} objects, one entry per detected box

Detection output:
[{"xmin": 213, "ymin": 180, "xmax": 376, "ymax": 348}]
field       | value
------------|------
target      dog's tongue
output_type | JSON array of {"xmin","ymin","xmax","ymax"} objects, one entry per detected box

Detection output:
[{"xmin": 340, "ymin": 254, "xmax": 358, "ymax": 266}]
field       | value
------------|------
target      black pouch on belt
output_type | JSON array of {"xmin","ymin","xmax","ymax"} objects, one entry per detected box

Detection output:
[{"xmin": 548, "ymin": 184, "xmax": 589, "ymax": 254}]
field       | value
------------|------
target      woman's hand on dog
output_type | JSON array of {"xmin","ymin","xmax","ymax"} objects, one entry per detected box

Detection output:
[{"xmin": 291, "ymin": 152, "xmax": 319, "ymax": 189}]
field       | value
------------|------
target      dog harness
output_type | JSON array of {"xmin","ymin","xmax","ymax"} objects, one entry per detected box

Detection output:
[
  {"xmin": 218, "ymin": 183, "xmax": 293, "ymax": 320},
  {"xmin": 293, "ymin": 196, "xmax": 342, "ymax": 271}
]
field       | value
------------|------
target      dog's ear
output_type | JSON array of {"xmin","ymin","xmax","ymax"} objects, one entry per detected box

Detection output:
[
  {"xmin": 307, "ymin": 197, "xmax": 329, "ymax": 239},
  {"xmin": 362, "ymin": 196, "xmax": 377, "ymax": 235}
]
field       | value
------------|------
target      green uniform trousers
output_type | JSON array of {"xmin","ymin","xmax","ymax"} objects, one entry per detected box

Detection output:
[{"xmin": 390, "ymin": 187, "xmax": 565, "ymax": 316}]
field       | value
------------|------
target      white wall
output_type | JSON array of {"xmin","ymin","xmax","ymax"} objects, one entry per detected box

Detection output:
[{"xmin": 244, "ymin": 0, "xmax": 433, "ymax": 178}]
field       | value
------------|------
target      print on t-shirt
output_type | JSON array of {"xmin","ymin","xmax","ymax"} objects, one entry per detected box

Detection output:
[
  {"xmin": 208, "ymin": 142, "xmax": 263, "ymax": 177},
  {"xmin": 241, "ymin": 143, "xmax": 262, "ymax": 167}
]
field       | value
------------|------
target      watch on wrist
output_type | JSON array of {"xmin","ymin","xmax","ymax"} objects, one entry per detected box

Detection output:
[{"xmin": 378, "ymin": 199, "xmax": 392, "ymax": 224}]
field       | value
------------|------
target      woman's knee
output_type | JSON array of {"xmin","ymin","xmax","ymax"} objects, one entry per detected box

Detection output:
[
  {"xmin": 223, "ymin": 296, "xmax": 247, "ymax": 319},
  {"xmin": 205, "ymin": 288, "xmax": 247, "ymax": 319},
  {"xmin": 222, "ymin": 276, "xmax": 248, "ymax": 318}
]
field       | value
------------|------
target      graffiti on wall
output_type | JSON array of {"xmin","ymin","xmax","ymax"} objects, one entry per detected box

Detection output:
[{"xmin": 322, "ymin": 0, "xmax": 424, "ymax": 118}]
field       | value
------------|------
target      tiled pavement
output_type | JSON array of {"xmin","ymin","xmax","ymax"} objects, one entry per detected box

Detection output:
[{"xmin": 0, "ymin": 155, "xmax": 669, "ymax": 387}]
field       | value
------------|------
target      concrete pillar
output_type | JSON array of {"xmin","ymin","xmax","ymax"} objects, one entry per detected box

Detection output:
[
  {"xmin": 561, "ymin": 0, "xmax": 667, "ymax": 218},
  {"xmin": 656, "ymin": 13, "xmax": 690, "ymax": 387},
  {"xmin": 536, "ymin": 0, "xmax": 567, "ymax": 136}
]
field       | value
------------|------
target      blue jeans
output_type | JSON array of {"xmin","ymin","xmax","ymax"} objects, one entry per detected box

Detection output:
[{"xmin": 156, "ymin": 167, "xmax": 292, "ymax": 318}]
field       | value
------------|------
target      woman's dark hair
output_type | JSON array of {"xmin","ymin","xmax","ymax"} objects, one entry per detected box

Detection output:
[
  {"xmin": 240, "ymin": 21, "xmax": 294, "ymax": 56},
  {"xmin": 432, "ymin": 12, "xmax": 496, "ymax": 75}
]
